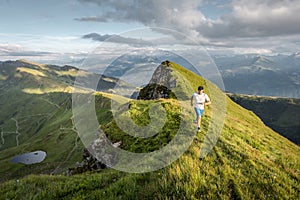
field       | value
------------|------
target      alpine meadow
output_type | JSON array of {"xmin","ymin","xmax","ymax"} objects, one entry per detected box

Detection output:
[{"xmin": 0, "ymin": 59, "xmax": 299, "ymax": 199}]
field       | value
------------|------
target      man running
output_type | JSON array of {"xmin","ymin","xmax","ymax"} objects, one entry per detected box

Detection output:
[{"xmin": 190, "ymin": 86, "xmax": 211, "ymax": 132}]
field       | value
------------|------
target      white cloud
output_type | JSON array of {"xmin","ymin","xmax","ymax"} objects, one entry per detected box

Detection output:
[
  {"xmin": 0, "ymin": 43, "xmax": 59, "ymax": 62},
  {"xmin": 77, "ymin": 0, "xmax": 300, "ymax": 39},
  {"xmin": 201, "ymin": 0, "xmax": 300, "ymax": 38},
  {"xmin": 77, "ymin": 0, "xmax": 206, "ymax": 41},
  {"xmin": 0, "ymin": 44, "xmax": 23, "ymax": 52},
  {"xmin": 76, "ymin": 0, "xmax": 300, "ymax": 53},
  {"xmin": 233, "ymin": 48, "xmax": 273, "ymax": 55},
  {"xmin": 0, "ymin": 42, "xmax": 86, "ymax": 65}
]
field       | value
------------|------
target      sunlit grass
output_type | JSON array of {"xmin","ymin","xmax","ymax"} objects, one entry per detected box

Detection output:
[
  {"xmin": 17, "ymin": 67, "xmax": 46, "ymax": 77},
  {"xmin": 54, "ymin": 69, "xmax": 90, "ymax": 77},
  {"xmin": 22, "ymin": 86, "xmax": 73, "ymax": 94},
  {"xmin": 18, "ymin": 59, "xmax": 46, "ymax": 69},
  {"xmin": 0, "ymin": 74, "xmax": 7, "ymax": 80},
  {"xmin": 96, "ymin": 91, "xmax": 130, "ymax": 105}
]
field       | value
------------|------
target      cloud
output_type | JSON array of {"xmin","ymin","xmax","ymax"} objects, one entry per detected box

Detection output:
[
  {"xmin": 77, "ymin": 0, "xmax": 300, "ymax": 41},
  {"xmin": 0, "ymin": 50, "xmax": 88, "ymax": 66},
  {"xmin": 82, "ymin": 33, "xmax": 152, "ymax": 45},
  {"xmin": 75, "ymin": 16, "xmax": 108, "ymax": 22},
  {"xmin": 3, "ymin": 51, "xmax": 52, "ymax": 57},
  {"xmin": 201, "ymin": 0, "xmax": 300, "ymax": 38},
  {"xmin": 77, "ymin": 0, "xmax": 206, "ymax": 41},
  {"xmin": 82, "ymin": 33, "xmax": 115, "ymax": 41},
  {"xmin": 0, "ymin": 44, "xmax": 23, "ymax": 52},
  {"xmin": 0, "ymin": 44, "xmax": 52, "ymax": 57},
  {"xmin": 0, "ymin": 43, "xmax": 84, "ymax": 65}
]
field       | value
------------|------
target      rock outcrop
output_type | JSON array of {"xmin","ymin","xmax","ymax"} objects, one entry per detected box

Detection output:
[
  {"xmin": 137, "ymin": 60, "xmax": 177, "ymax": 100},
  {"xmin": 67, "ymin": 139, "xmax": 121, "ymax": 176}
]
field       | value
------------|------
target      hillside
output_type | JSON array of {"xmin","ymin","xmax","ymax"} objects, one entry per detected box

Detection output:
[
  {"xmin": 0, "ymin": 60, "xmax": 119, "ymax": 181},
  {"xmin": 228, "ymin": 93, "xmax": 300, "ymax": 145},
  {"xmin": 0, "ymin": 60, "xmax": 300, "ymax": 199}
]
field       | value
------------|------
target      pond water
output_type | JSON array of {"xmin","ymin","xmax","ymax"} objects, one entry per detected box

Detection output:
[{"xmin": 11, "ymin": 150, "xmax": 47, "ymax": 164}]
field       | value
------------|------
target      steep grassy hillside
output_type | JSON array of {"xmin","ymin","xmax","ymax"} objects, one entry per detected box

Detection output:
[
  {"xmin": 0, "ymin": 60, "xmax": 118, "ymax": 182},
  {"xmin": 228, "ymin": 93, "xmax": 300, "ymax": 145},
  {"xmin": 0, "ymin": 60, "xmax": 300, "ymax": 199}
]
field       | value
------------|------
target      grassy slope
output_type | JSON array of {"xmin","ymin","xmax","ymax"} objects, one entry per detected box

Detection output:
[
  {"xmin": 0, "ymin": 61, "xmax": 85, "ymax": 181},
  {"xmin": 228, "ymin": 93, "xmax": 300, "ymax": 145},
  {"xmin": 0, "ymin": 60, "xmax": 122, "ymax": 181},
  {"xmin": 1, "ymin": 61, "xmax": 300, "ymax": 199}
]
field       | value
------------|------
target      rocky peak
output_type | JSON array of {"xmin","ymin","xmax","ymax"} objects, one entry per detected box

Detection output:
[
  {"xmin": 137, "ymin": 60, "xmax": 177, "ymax": 100},
  {"xmin": 149, "ymin": 60, "xmax": 176, "ymax": 88}
]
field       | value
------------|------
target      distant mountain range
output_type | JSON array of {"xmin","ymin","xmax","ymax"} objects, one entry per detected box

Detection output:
[
  {"xmin": 213, "ymin": 53, "xmax": 300, "ymax": 98},
  {"xmin": 87, "ymin": 52, "xmax": 300, "ymax": 98}
]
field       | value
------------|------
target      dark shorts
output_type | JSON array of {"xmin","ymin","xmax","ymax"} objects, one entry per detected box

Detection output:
[{"xmin": 194, "ymin": 107, "xmax": 204, "ymax": 117}]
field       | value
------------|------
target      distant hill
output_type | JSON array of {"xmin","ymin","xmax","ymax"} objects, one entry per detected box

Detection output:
[
  {"xmin": 227, "ymin": 93, "xmax": 300, "ymax": 145},
  {"xmin": 0, "ymin": 60, "xmax": 299, "ymax": 199}
]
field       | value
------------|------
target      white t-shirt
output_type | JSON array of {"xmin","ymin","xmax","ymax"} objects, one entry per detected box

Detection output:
[{"xmin": 192, "ymin": 92, "xmax": 210, "ymax": 109}]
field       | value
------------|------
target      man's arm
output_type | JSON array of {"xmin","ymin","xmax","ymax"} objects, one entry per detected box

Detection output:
[
  {"xmin": 204, "ymin": 94, "xmax": 211, "ymax": 106},
  {"xmin": 204, "ymin": 100, "xmax": 211, "ymax": 106},
  {"xmin": 190, "ymin": 95, "xmax": 194, "ymax": 106}
]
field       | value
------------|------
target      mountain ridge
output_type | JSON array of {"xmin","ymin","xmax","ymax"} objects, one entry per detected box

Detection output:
[
  {"xmin": 0, "ymin": 60, "xmax": 299, "ymax": 199},
  {"xmin": 213, "ymin": 54, "xmax": 300, "ymax": 97}
]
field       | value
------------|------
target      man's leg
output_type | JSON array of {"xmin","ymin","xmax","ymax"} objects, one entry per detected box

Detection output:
[
  {"xmin": 196, "ymin": 109, "xmax": 204, "ymax": 131},
  {"xmin": 194, "ymin": 108, "xmax": 201, "ymax": 131},
  {"xmin": 197, "ymin": 116, "xmax": 201, "ymax": 128},
  {"xmin": 196, "ymin": 116, "xmax": 201, "ymax": 131}
]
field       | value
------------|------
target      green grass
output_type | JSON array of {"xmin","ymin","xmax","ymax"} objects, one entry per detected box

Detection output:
[
  {"xmin": 0, "ymin": 60, "xmax": 85, "ymax": 181},
  {"xmin": 103, "ymin": 99, "xmax": 182, "ymax": 153},
  {"xmin": 0, "ymin": 92, "xmax": 84, "ymax": 182},
  {"xmin": 1, "ymin": 107, "xmax": 299, "ymax": 199},
  {"xmin": 0, "ymin": 60, "xmax": 300, "ymax": 199},
  {"xmin": 0, "ymin": 60, "xmax": 127, "ymax": 182}
]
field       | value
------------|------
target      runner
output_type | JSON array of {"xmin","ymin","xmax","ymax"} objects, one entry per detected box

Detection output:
[{"xmin": 190, "ymin": 86, "xmax": 211, "ymax": 132}]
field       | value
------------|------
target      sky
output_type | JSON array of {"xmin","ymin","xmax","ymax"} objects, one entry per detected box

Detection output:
[{"xmin": 1, "ymin": 0, "xmax": 300, "ymax": 65}]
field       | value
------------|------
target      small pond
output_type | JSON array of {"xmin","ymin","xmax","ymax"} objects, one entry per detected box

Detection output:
[{"xmin": 11, "ymin": 150, "xmax": 47, "ymax": 164}]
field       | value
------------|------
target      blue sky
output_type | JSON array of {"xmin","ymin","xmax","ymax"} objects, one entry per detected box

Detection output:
[
  {"xmin": 0, "ymin": 0, "xmax": 142, "ymax": 35},
  {"xmin": 1, "ymin": 0, "xmax": 300, "ymax": 65}
]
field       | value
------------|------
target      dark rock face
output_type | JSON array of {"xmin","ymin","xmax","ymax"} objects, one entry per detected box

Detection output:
[
  {"xmin": 149, "ymin": 62, "xmax": 176, "ymax": 89},
  {"xmin": 67, "ymin": 139, "xmax": 121, "ymax": 176},
  {"xmin": 88, "ymin": 137, "xmax": 121, "ymax": 168},
  {"xmin": 67, "ymin": 148, "xmax": 107, "ymax": 176},
  {"xmin": 137, "ymin": 83, "xmax": 176, "ymax": 100},
  {"xmin": 137, "ymin": 61, "xmax": 177, "ymax": 100}
]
